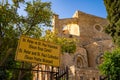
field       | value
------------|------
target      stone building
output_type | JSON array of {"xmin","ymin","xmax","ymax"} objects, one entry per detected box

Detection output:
[{"xmin": 52, "ymin": 10, "xmax": 114, "ymax": 80}]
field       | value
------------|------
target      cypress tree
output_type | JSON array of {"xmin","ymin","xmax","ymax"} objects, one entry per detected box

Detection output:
[{"xmin": 104, "ymin": 0, "xmax": 120, "ymax": 46}]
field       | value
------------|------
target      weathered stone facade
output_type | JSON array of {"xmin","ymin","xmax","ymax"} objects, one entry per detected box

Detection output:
[{"xmin": 52, "ymin": 11, "xmax": 114, "ymax": 80}]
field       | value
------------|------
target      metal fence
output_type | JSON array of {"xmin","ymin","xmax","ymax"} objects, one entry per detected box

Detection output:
[{"xmin": 0, "ymin": 66, "xmax": 69, "ymax": 80}]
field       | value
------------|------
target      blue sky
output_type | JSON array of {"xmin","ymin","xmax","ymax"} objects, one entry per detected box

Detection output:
[{"xmin": 42, "ymin": 0, "xmax": 107, "ymax": 18}]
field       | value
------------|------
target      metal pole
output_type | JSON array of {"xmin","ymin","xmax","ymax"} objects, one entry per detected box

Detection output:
[
  {"xmin": 50, "ymin": 66, "xmax": 53, "ymax": 80},
  {"xmin": 18, "ymin": 62, "xmax": 24, "ymax": 80},
  {"xmin": 37, "ymin": 65, "xmax": 39, "ymax": 80},
  {"xmin": 57, "ymin": 67, "xmax": 60, "ymax": 80},
  {"xmin": 55, "ymin": 67, "xmax": 58, "ymax": 80},
  {"xmin": 66, "ymin": 66, "xmax": 69, "ymax": 80}
]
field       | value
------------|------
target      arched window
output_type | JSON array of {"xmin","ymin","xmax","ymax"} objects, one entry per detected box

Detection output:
[
  {"xmin": 76, "ymin": 57, "xmax": 83, "ymax": 68},
  {"xmin": 96, "ymin": 53, "xmax": 104, "ymax": 64}
]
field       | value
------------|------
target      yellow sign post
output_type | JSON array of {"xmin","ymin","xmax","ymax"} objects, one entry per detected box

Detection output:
[{"xmin": 15, "ymin": 35, "xmax": 60, "ymax": 67}]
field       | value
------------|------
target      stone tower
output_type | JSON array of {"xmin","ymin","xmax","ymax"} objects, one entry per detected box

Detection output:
[{"xmin": 52, "ymin": 10, "xmax": 114, "ymax": 80}]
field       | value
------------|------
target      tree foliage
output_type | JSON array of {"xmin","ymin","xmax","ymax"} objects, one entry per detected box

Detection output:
[
  {"xmin": 99, "ymin": 48, "xmax": 120, "ymax": 80},
  {"xmin": 104, "ymin": 0, "xmax": 120, "ymax": 46},
  {"xmin": 99, "ymin": 1, "xmax": 120, "ymax": 79},
  {"xmin": 41, "ymin": 30, "xmax": 77, "ymax": 54},
  {"xmin": 0, "ymin": 0, "xmax": 52, "ymax": 80}
]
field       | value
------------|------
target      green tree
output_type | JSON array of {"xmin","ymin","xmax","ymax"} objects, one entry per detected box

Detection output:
[
  {"xmin": 41, "ymin": 30, "xmax": 77, "ymax": 54},
  {"xmin": 99, "ymin": 48, "xmax": 120, "ymax": 80},
  {"xmin": 0, "ymin": 0, "xmax": 52, "ymax": 80},
  {"xmin": 99, "ymin": 1, "xmax": 120, "ymax": 79},
  {"xmin": 104, "ymin": 0, "xmax": 120, "ymax": 46}
]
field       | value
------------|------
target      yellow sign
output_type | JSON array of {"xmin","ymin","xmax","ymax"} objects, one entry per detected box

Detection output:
[{"xmin": 15, "ymin": 35, "xmax": 60, "ymax": 67}]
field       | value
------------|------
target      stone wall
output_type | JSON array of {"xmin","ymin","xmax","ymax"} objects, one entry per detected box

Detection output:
[{"xmin": 75, "ymin": 68, "xmax": 100, "ymax": 80}]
